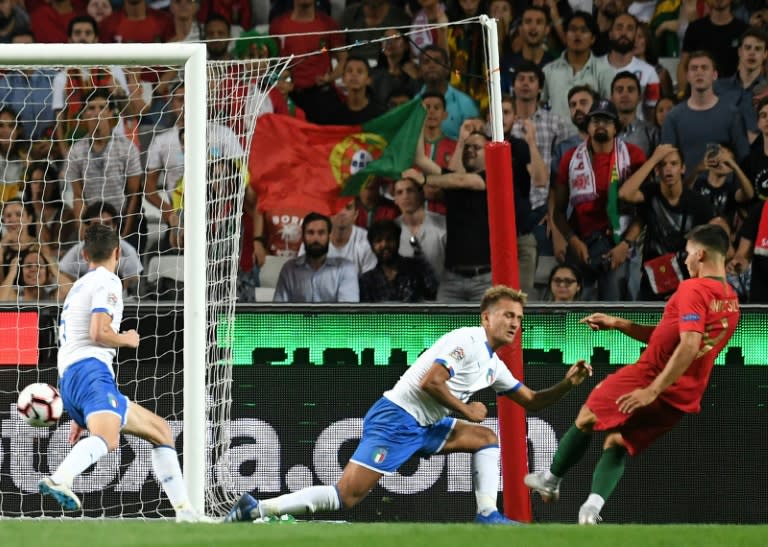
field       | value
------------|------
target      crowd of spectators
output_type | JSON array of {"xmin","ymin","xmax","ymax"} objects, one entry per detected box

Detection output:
[{"xmin": 0, "ymin": 0, "xmax": 767, "ymax": 305}]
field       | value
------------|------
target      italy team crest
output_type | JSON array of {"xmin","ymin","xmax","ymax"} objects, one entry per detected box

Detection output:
[
  {"xmin": 372, "ymin": 447, "xmax": 388, "ymax": 464},
  {"xmin": 486, "ymin": 368, "xmax": 495, "ymax": 384}
]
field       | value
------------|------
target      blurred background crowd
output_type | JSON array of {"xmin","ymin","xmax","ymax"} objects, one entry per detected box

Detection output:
[{"xmin": 0, "ymin": 0, "xmax": 766, "ymax": 304}]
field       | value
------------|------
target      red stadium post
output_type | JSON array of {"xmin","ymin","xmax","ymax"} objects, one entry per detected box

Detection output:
[{"xmin": 484, "ymin": 140, "xmax": 532, "ymax": 523}]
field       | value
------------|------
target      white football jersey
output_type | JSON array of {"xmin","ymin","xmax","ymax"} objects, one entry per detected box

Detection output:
[
  {"xmin": 384, "ymin": 327, "xmax": 521, "ymax": 426},
  {"xmin": 58, "ymin": 266, "xmax": 124, "ymax": 377}
]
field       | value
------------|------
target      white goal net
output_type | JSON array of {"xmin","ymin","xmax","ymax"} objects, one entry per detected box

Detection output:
[
  {"xmin": 0, "ymin": 43, "xmax": 289, "ymax": 518},
  {"xmin": 0, "ymin": 16, "xmax": 505, "ymax": 520}
]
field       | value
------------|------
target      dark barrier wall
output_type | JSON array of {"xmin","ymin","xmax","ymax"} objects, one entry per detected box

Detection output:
[{"xmin": 0, "ymin": 305, "xmax": 766, "ymax": 522}]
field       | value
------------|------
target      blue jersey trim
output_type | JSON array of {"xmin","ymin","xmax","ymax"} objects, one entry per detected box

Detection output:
[
  {"xmin": 434, "ymin": 358, "xmax": 455, "ymax": 377},
  {"xmin": 92, "ymin": 307, "xmax": 110, "ymax": 314},
  {"xmin": 498, "ymin": 381, "xmax": 523, "ymax": 395},
  {"xmin": 485, "ymin": 342, "xmax": 493, "ymax": 357}
]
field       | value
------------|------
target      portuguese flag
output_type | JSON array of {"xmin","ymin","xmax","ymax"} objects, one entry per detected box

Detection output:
[{"xmin": 248, "ymin": 98, "xmax": 426, "ymax": 216}]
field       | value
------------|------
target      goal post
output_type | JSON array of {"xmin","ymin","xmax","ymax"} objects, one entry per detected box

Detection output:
[{"xmin": 0, "ymin": 42, "xmax": 208, "ymax": 514}]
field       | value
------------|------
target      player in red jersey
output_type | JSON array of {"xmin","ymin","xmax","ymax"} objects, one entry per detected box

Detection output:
[{"xmin": 524, "ymin": 223, "xmax": 739, "ymax": 524}]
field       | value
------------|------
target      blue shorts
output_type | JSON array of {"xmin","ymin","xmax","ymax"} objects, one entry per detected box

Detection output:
[
  {"xmin": 350, "ymin": 397, "xmax": 456, "ymax": 475},
  {"xmin": 59, "ymin": 358, "xmax": 130, "ymax": 429}
]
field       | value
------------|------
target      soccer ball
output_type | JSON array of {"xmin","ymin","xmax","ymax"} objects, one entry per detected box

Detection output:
[{"xmin": 17, "ymin": 383, "xmax": 63, "ymax": 427}]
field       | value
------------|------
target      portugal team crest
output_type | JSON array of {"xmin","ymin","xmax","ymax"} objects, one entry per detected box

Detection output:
[{"xmin": 329, "ymin": 133, "xmax": 387, "ymax": 186}]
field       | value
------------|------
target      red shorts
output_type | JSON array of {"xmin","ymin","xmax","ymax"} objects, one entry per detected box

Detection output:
[{"xmin": 585, "ymin": 365, "xmax": 685, "ymax": 456}]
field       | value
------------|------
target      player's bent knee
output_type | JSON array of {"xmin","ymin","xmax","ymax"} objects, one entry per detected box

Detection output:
[
  {"xmin": 96, "ymin": 433, "xmax": 120, "ymax": 452},
  {"xmin": 574, "ymin": 405, "xmax": 597, "ymax": 431},
  {"xmin": 152, "ymin": 417, "xmax": 174, "ymax": 446},
  {"xmin": 478, "ymin": 426, "xmax": 498, "ymax": 446},
  {"xmin": 335, "ymin": 483, "xmax": 367, "ymax": 509},
  {"xmin": 603, "ymin": 432, "xmax": 626, "ymax": 450}
]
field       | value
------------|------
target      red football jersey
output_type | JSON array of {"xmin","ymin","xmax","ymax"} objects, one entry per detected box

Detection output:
[{"xmin": 637, "ymin": 277, "xmax": 739, "ymax": 413}]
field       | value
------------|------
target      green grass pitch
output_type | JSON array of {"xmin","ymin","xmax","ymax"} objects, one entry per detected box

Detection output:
[{"xmin": 1, "ymin": 521, "xmax": 766, "ymax": 547}]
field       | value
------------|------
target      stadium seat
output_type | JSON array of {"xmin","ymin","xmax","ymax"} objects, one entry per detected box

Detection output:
[
  {"xmin": 146, "ymin": 255, "xmax": 185, "ymax": 285},
  {"xmin": 533, "ymin": 255, "xmax": 558, "ymax": 298},
  {"xmin": 658, "ymin": 57, "xmax": 680, "ymax": 87},
  {"xmin": 254, "ymin": 287, "xmax": 276, "ymax": 302},
  {"xmin": 259, "ymin": 255, "xmax": 291, "ymax": 288}
]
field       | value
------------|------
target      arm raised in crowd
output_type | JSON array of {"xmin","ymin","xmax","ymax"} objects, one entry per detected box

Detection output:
[
  {"xmin": 401, "ymin": 168, "xmax": 486, "ymax": 191},
  {"xmin": 618, "ymin": 143, "xmax": 679, "ymax": 204},
  {"xmin": 520, "ymin": 119, "xmax": 548, "ymax": 188}
]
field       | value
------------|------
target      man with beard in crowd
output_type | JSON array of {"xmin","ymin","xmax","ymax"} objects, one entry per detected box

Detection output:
[
  {"xmin": 550, "ymin": 85, "xmax": 597, "ymax": 263},
  {"xmin": 542, "ymin": 12, "xmax": 614, "ymax": 133},
  {"xmin": 552, "ymin": 100, "xmax": 646, "ymax": 300},
  {"xmin": 359, "ymin": 220, "xmax": 439, "ymax": 302},
  {"xmin": 273, "ymin": 212, "xmax": 359, "ymax": 302},
  {"xmin": 600, "ymin": 13, "xmax": 660, "ymax": 121}
]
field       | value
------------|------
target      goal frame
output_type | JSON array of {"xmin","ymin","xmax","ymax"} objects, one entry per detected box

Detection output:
[{"xmin": 0, "ymin": 43, "xmax": 208, "ymax": 513}]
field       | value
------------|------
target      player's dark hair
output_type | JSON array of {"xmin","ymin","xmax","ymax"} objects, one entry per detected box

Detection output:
[
  {"xmin": 420, "ymin": 91, "xmax": 447, "ymax": 110},
  {"xmin": 83, "ymin": 201, "xmax": 119, "ymax": 222},
  {"xmin": 367, "ymin": 219, "xmax": 401, "ymax": 246},
  {"xmin": 302, "ymin": 212, "xmax": 331, "ymax": 235},
  {"xmin": 481, "ymin": 285, "xmax": 527, "ymax": 312},
  {"xmin": 84, "ymin": 223, "xmax": 119, "ymax": 262},
  {"xmin": 686, "ymin": 224, "xmax": 730, "ymax": 258},
  {"xmin": 68, "ymin": 14, "xmax": 98, "ymax": 38},
  {"xmin": 611, "ymin": 70, "xmax": 641, "ymax": 94}
]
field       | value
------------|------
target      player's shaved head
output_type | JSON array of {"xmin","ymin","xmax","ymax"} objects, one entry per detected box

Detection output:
[
  {"xmin": 686, "ymin": 224, "xmax": 729, "ymax": 258},
  {"xmin": 84, "ymin": 223, "xmax": 119, "ymax": 262},
  {"xmin": 481, "ymin": 285, "xmax": 527, "ymax": 312}
]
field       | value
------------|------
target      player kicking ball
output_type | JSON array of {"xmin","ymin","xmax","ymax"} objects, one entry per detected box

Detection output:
[
  {"xmin": 226, "ymin": 285, "xmax": 592, "ymax": 525},
  {"xmin": 524, "ymin": 224, "xmax": 739, "ymax": 524},
  {"xmin": 38, "ymin": 224, "xmax": 208, "ymax": 522}
]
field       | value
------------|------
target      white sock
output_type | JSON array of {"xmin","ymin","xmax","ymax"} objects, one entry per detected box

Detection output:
[
  {"xmin": 585, "ymin": 493, "xmax": 605, "ymax": 512},
  {"xmin": 152, "ymin": 445, "xmax": 190, "ymax": 509},
  {"xmin": 472, "ymin": 444, "xmax": 500, "ymax": 516},
  {"xmin": 544, "ymin": 469, "xmax": 562, "ymax": 485},
  {"xmin": 260, "ymin": 485, "xmax": 341, "ymax": 517},
  {"xmin": 51, "ymin": 435, "xmax": 109, "ymax": 486}
]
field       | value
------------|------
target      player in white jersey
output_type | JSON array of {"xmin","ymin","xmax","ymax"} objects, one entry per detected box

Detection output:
[
  {"xmin": 226, "ymin": 285, "xmax": 592, "ymax": 524},
  {"xmin": 38, "ymin": 224, "xmax": 206, "ymax": 523}
]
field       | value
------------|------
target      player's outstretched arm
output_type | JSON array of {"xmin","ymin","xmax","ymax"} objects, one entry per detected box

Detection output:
[
  {"xmin": 89, "ymin": 312, "xmax": 140, "ymax": 348},
  {"xmin": 580, "ymin": 313, "xmax": 655, "ymax": 343},
  {"xmin": 505, "ymin": 360, "xmax": 592, "ymax": 411}
]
